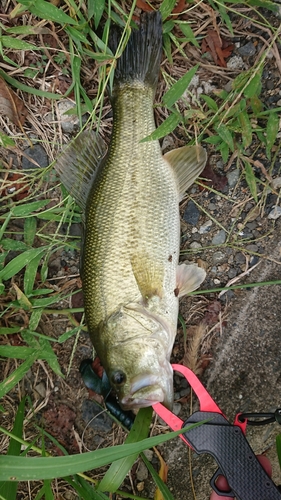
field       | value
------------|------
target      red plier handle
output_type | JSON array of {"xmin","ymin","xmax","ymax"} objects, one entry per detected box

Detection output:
[{"xmin": 153, "ymin": 364, "xmax": 281, "ymax": 500}]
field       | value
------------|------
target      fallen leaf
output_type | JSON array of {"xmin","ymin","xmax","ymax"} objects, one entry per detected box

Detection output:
[
  {"xmin": 0, "ymin": 76, "xmax": 28, "ymax": 127},
  {"xmin": 200, "ymin": 161, "xmax": 228, "ymax": 191},
  {"xmin": 1, "ymin": 172, "xmax": 29, "ymax": 201},
  {"xmin": 201, "ymin": 29, "xmax": 234, "ymax": 67},
  {"xmin": 153, "ymin": 447, "xmax": 169, "ymax": 500},
  {"xmin": 203, "ymin": 300, "xmax": 222, "ymax": 325},
  {"xmin": 136, "ymin": 0, "xmax": 153, "ymax": 11}
]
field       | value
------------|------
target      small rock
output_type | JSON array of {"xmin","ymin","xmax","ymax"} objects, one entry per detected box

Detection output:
[
  {"xmin": 34, "ymin": 382, "xmax": 46, "ymax": 398},
  {"xmin": 208, "ymin": 203, "xmax": 217, "ymax": 211},
  {"xmin": 136, "ymin": 462, "xmax": 148, "ymax": 481},
  {"xmin": 212, "ymin": 230, "xmax": 226, "ymax": 245},
  {"xmin": 268, "ymin": 206, "xmax": 281, "ymax": 220},
  {"xmin": 227, "ymin": 169, "xmax": 240, "ymax": 188},
  {"xmin": 81, "ymin": 400, "xmax": 113, "ymax": 433},
  {"xmin": 180, "ymin": 388, "xmax": 190, "ymax": 398},
  {"xmin": 137, "ymin": 482, "xmax": 145, "ymax": 492},
  {"xmin": 227, "ymin": 55, "xmax": 245, "ymax": 70},
  {"xmin": 212, "ymin": 251, "xmax": 226, "ymax": 264},
  {"xmin": 271, "ymin": 178, "xmax": 281, "ymax": 189},
  {"xmin": 172, "ymin": 402, "xmax": 182, "ymax": 415},
  {"xmin": 235, "ymin": 252, "xmax": 245, "ymax": 264},
  {"xmin": 250, "ymin": 255, "xmax": 259, "ymax": 267},
  {"xmin": 266, "ymin": 80, "xmax": 275, "ymax": 90},
  {"xmin": 199, "ymin": 220, "xmax": 212, "ymax": 234},
  {"xmin": 161, "ymin": 135, "xmax": 175, "ymax": 152},
  {"xmin": 218, "ymin": 263, "xmax": 229, "ymax": 273},
  {"xmin": 22, "ymin": 144, "xmax": 49, "ymax": 170},
  {"xmin": 214, "ymin": 278, "xmax": 221, "ymax": 285},
  {"xmin": 143, "ymin": 450, "xmax": 154, "ymax": 461},
  {"xmin": 183, "ymin": 201, "xmax": 200, "ymax": 225},
  {"xmin": 180, "ymin": 378, "xmax": 188, "ymax": 389},
  {"xmin": 190, "ymin": 241, "xmax": 202, "ymax": 249},
  {"xmin": 246, "ymin": 221, "xmax": 257, "ymax": 231},
  {"xmin": 237, "ymin": 41, "xmax": 256, "ymax": 57},
  {"xmin": 228, "ymin": 268, "xmax": 237, "ymax": 279},
  {"xmin": 57, "ymin": 100, "xmax": 85, "ymax": 134},
  {"xmin": 246, "ymin": 244, "xmax": 259, "ymax": 252}
]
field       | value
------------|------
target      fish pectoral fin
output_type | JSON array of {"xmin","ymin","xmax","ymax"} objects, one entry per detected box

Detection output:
[
  {"xmin": 175, "ymin": 263, "xmax": 206, "ymax": 298},
  {"xmin": 131, "ymin": 255, "xmax": 163, "ymax": 300},
  {"xmin": 54, "ymin": 130, "xmax": 107, "ymax": 211},
  {"xmin": 164, "ymin": 145, "xmax": 207, "ymax": 200}
]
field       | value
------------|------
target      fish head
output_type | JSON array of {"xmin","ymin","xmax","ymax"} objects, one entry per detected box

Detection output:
[
  {"xmin": 100, "ymin": 304, "xmax": 176, "ymax": 410},
  {"xmin": 106, "ymin": 339, "xmax": 174, "ymax": 410}
]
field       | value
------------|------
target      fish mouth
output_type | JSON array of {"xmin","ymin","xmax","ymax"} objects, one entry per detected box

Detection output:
[{"xmin": 120, "ymin": 373, "xmax": 167, "ymax": 410}]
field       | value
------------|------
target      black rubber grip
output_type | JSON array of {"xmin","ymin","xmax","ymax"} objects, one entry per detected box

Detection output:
[{"xmin": 182, "ymin": 411, "xmax": 281, "ymax": 500}]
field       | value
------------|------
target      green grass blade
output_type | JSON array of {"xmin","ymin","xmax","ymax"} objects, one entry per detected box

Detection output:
[
  {"xmin": 163, "ymin": 64, "xmax": 199, "ymax": 109},
  {"xmin": 0, "ymin": 131, "xmax": 16, "ymax": 148},
  {"xmin": 140, "ymin": 112, "xmax": 181, "ymax": 142},
  {"xmin": 2, "ymin": 36, "xmax": 40, "ymax": 51},
  {"xmin": 215, "ymin": 123, "xmax": 234, "ymax": 152},
  {"xmin": 0, "ymin": 247, "xmax": 47, "ymax": 281},
  {"xmin": 142, "ymin": 453, "xmax": 174, "ymax": 500},
  {"xmin": 244, "ymin": 160, "xmax": 258, "ymax": 203},
  {"xmin": 24, "ymin": 251, "xmax": 44, "ymax": 296},
  {"xmin": 12, "ymin": 200, "xmax": 51, "ymax": 217},
  {"xmin": 0, "ymin": 353, "xmax": 39, "ymax": 398},
  {"xmin": 24, "ymin": 217, "xmax": 37, "ymax": 247},
  {"xmin": 0, "ymin": 327, "xmax": 21, "ymax": 335},
  {"xmin": 0, "ymin": 425, "xmax": 201, "ymax": 481},
  {"xmin": 17, "ymin": 0, "xmax": 77, "ymax": 25},
  {"xmin": 0, "ymin": 346, "xmax": 35, "ymax": 359},
  {"xmin": 97, "ymin": 407, "xmax": 152, "ymax": 492},
  {"xmin": 238, "ymin": 110, "xmax": 252, "ymax": 149},
  {"xmin": 0, "ymin": 397, "xmax": 26, "ymax": 500},
  {"xmin": 0, "ymin": 69, "xmax": 64, "ymax": 99},
  {"xmin": 266, "ymin": 111, "xmax": 279, "ymax": 160},
  {"xmin": 159, "ymin": 0, "xmax": 177, "ymax": 20},
  {"xmin": 0, "ymin": 239, "xmax": 28, "ymax": 252}
]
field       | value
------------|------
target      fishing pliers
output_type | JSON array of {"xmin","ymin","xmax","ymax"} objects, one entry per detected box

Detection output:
[{"xmin": 153, "ymin": 364, "xmax": 281, "ymax": 500}]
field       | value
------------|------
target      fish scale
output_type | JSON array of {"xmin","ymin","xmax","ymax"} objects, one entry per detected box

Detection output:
[{"xmin": 83, "ymin": 86, "xmax": 180, "ymax": 329}]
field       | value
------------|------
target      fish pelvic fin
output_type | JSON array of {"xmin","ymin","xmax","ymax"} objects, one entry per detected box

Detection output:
[
  {"xmin": 164, "ymin": 145, "xmax": 207, "ymax": 200},
  {"xmin": 131, "ymin": 254, "xmax": 163, "ymax": 301},
  {"xmin": 109, "ymin": 11, "xmax": 162, "ymax": 94},
  {"xmin": 54, "ymin": 130, "xmax": 107, "ymax": 211},
  {"xmin": 175, "ymin": 263, "xmax": 206, "ymax": 298}
]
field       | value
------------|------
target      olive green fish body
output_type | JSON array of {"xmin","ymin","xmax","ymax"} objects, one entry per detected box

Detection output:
[
  {"xmin": 55, "ymin": 12, "xmax": 207, "ymax": 409},
  {"xmin": 84, "ymin": 86, "xmax": 180, "ymax": 335}
]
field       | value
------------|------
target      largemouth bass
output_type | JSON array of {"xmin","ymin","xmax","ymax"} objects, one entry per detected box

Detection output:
[{"xmin": 55, "ymin": 11, "xmax": 207, "ymax": 409}]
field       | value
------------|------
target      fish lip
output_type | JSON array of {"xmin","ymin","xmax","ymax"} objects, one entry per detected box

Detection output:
[
  {"xmin": 120, "ymin": 392, "xmax": 163, "ymax": 410},
  {"xmin": 120, "ymin": 374, "xmax": 165, "ymax": 409}
]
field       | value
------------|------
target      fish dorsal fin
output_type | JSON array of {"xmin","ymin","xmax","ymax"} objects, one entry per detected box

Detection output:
[
  {"xmin": 131, "ymin": 254, "xmax": 164, "ymax": 301},
  {"xmin": 176, "ymin": 263, "xmax": 206, "ymax": 298},
  {"xmin": 55, "ymin": 130, "xmax": 107, "ymax": 211},
  {"xmin": 164, "ymin": 145, "xmax": 207, "ymax": 200}
]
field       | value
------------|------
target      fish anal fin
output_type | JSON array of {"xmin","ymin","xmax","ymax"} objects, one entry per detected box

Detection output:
[
  {"xmin": 164, "ymin": 145, "xmax": 207, "ymax": 200},
  {"xmin": 131, "ymin": 255, "xmax": 163, "ymax": 301},
  {"xmin": 55, "ymin": 130, "xmax": 107, "ymax": 211},
  {"xmin": 175, "ymin": 263, "xmax": 206, "ymax": 298}
]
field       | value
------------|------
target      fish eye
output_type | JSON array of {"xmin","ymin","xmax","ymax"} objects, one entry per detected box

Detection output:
[{"xmin": 111, "ymin": 370, "xmax": 126, "ymax": 386}]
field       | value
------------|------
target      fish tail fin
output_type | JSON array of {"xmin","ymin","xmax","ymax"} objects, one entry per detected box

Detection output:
[{"xmin": 109, "ymin": 11, "xmax": 162, "ymax": 92}]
